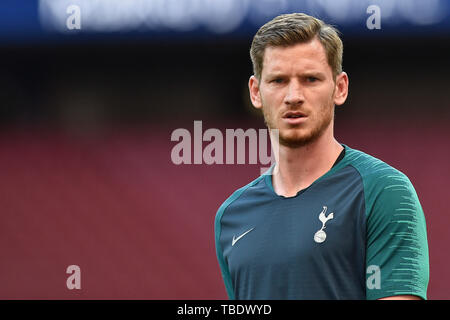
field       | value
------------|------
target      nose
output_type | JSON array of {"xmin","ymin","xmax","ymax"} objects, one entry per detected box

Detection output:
[{"xmin": 284, "ymin": 79, "xmax": 304, "ymax": 106}]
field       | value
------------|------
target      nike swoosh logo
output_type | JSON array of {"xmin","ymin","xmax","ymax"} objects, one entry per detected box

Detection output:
[{"xmin": 232, "ymin": 228, "xmax": 254, "ymax": 246}]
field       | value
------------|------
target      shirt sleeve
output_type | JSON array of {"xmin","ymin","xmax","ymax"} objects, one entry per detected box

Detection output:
[
  {"xmin": 215, "ymin": 202, "xmax": 235, "ymax": 300},
  {"xmin": 364, "ymin": 171, "xmax": 429, "ymax": 300}
]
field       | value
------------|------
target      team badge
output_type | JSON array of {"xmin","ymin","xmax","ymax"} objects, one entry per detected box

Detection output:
[{"xmin": 314, "ymin": 206, "xmax": 334, "ymax": 243}]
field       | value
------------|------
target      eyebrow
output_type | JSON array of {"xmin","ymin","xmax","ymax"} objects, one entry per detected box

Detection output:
[
  {"xmin": 265, "ymin": 71, "xmax": 326, "ymax": 79},
  {"xmin": 302, "ymin": 71, "xmax": 326, "ymax": 78}
]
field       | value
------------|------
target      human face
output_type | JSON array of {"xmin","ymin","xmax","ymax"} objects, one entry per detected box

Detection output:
[{"xmin": 249, "ymin": 38, "xmax": 348, "ymax": 148}]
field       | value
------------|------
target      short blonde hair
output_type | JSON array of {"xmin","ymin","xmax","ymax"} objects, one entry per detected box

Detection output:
[{"xmin": 250, "ymin": 13, "xmax": 343, "ymax": 80}]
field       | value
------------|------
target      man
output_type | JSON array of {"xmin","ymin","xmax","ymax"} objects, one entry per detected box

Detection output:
[{"xmin": 214, "ymin": 13, "xmax": 429, "ymax": 300}]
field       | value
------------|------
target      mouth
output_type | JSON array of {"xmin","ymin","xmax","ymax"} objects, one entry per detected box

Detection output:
[{"xmin": 282, "ymin": 111, "xmax": 307, "ymax": 124}]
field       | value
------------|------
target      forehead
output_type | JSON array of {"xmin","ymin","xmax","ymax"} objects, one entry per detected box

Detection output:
[{"xmin": 262, "ymin": 38, "xmax": 331, "ymax": 76}]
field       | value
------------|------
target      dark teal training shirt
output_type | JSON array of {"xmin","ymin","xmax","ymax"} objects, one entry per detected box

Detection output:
[{"xmin": 214, "ymin": 144, "xmax": 429, "ymax": 300}]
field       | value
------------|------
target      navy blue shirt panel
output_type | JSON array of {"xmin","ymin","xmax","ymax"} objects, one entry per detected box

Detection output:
[{"xmin": 219, "ymin": 165, "xmax": 366, "ymax": 299}]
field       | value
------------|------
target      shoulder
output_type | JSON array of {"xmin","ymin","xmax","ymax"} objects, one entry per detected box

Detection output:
[
  {"xmin": 344, "ymin": 145, "xmax": 407, "ymax": 182},
  {"xmin": 344, "ymin": 145, "xmax": 413, "ymax": 191},
  {"xmin": 343, "ymin": 145, "xmax": 418, "ymax": 218},
  {"xmin": 214, "ymin": 174, "xmax": 266, "ymax": 225}
]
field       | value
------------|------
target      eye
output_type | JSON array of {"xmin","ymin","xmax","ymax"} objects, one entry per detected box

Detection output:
[
  {"xmin": 270, "ymin": 78, "xmax": 284, "ymax": 84},
  {"xmin": 306, "ymin": 76, "xmax": 318, "ymax": 83}
]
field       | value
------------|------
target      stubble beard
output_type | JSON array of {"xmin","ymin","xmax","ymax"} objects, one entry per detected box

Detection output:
[{"xmin": 262, "ymin": 102, "xmax": 335, "ymax": 149}]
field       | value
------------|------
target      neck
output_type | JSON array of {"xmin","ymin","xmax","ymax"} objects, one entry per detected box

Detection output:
[{"xmin": 271, "ymin": 128, "xmax": 343, "ymax": 197}]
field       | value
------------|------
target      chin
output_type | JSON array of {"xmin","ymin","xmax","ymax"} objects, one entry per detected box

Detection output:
[
  {"xmin": 277, "ymin": 115, "xmax": 333, "ymax": 148},
  {"xmin": 278, "ymin": 124, "xmax": 329, "ymax": 148},
  {"xmin": 279, "ymin": 133, "xmax": 316, "ymax": 148}
]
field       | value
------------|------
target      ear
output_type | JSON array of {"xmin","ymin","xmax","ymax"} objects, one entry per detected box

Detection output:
[
  {"xmin": 333, "ymin": 72, "xmax": 349, "ymax": 106},
  {"xmin": 249, "ymin": 75, "xmax": 263, "ymax": 109}
]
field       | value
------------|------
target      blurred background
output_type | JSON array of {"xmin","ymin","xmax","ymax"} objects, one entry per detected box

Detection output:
[{"xmin": 0, "ymin": 0, "xmax": 449, "ymax": 299}]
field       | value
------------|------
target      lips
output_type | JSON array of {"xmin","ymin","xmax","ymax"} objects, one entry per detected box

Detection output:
[
  {"xmin": 283, "ymin": 111, "xmax": 307, "ymax": 119},
  {"xmin": 282, "ymin": 111, "xmax": 308, "ymax": 125}
]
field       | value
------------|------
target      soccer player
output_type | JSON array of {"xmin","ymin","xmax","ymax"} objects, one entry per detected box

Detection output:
[{"xmin": 214, "ymin": 13, "xmax": 429, "ymax": 300}]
